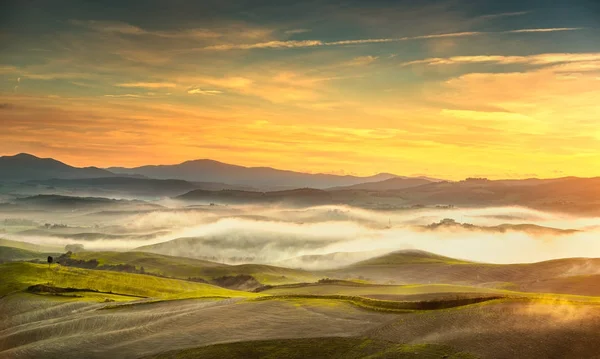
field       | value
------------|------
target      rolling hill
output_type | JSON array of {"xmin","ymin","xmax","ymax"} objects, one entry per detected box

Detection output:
[
  {"xmin": 390, "ymin": 177, "xmax": 600, "ymax": 214},
  {"xmin": 11, "ymin": 194, "xmax": 163, "ymax": 211},
  {"xmin": 27, "ymin": 177, "xmax": 254, "ymax": 198},
  {"xmin": 70, "ymin": 251, "xmax": 318, "ymax": 285},
  {"xmin": 329, "ymin": 177, "xmax": 434, "ymax": 191},
  {"xmin": 176, "ymin": 188, "xmax": 333, "ymax": 205},
  {"xmin": 0, "ymin": 261, "xmax": 258, "ymax": 299},
  {"xmin": 0, "ymin": 153, "xmax": 115, "ymax": 182},
  {"xmin": 419, "ymin": 219, "xmax": 578, "ymax": 235},
  {"xmin": 4, "ymin": 245, "xmax": 600, "ymax": 358},
  {"xmin": 0, "ymin": 246, "xmax": 60, "ymax": 263},
  {"xmin": 330, "ymin": 250, "xmax": 600, "ymax": 289},
  {"xmin": 109, "ymin": 158, "xmax": 398, "ymax": 189}
]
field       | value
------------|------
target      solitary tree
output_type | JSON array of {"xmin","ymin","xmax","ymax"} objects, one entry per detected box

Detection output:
[{"xmin": 47, "ymin": 256, "xmax": 53, "ymax": 268}]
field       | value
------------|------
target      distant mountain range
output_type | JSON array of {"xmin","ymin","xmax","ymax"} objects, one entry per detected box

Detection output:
[
  {"xmin": 27, "ymin": 177, "xmax": 254, "ymax": 198},
  {"xmin": 108, "ymin": 159, "xmax": 399, "ymax": 189},
  {"xmin": 0, "ymin": 153, "xmax": 114, "ymax": 181},
  {"xmin": 329, "ymin": 177, "xmax": 435, "ymax": 191},
  {"xmin": 2, "ymin": 153, "xmax": 600, "ymax": 215},
  {"xmin": 176, "ymin": 188, "xmax": 333, "ymax": 205},
  {"xmin": 0, "ymin": 153, "xmax": 403, "ymax": 189}
]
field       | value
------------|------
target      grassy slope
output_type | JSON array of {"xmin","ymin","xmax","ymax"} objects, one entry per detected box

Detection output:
[
  {"xmin": 262, "ymin": 283, "xmax": 503, "ymax": 297},
  {"xmin": 0, "ymin": 262, "xmax": 260, "ymax": 300},
  {"xmin": 332, "ymin": 250, "xmax": 600, "ymax": 290},
  {"xmin": 367, "ymin": 297, "xmax": 600, "ymax": 359},
  {"xmin": 70, "ymin": 249, "xmax": 600, "ymax": 297},
  {"xmin": 0, "ymin": 246, "xmax": 60, "ymax": 262},
  {"xmin": 355, "ymin": 250, "xmax": 473, "ymax": 265},
  {"xmin": 146, "ymin": 338, "xmax": 476, "ymax": 359},
  {"xmin": 518, "ymin": 274, "xmax": 600, "ymax": 296},
  {"xmin": 71, "ymin": 251, "xmax": 318, "ymax": 284},
  {"xmin": 0, "ymin": 238, "xmax": 61, "ymax": 252},
  {"xmin": 259, "ymin": 281, "xmax": 600, "ymax": 305}
]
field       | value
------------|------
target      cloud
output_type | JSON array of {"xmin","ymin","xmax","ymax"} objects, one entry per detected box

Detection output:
[
  {"xmin": 194, "ymin": 77, "xmax": 254, "ymax": 89},
  {"xmin": 343, "ymin": 56, "xmax": 378, "ymax": 66},
  {"xmin": 285, "ymin": 29, "xmax": 311, "ymax": 35},
  {"xmin": 202, "ymin": 32, "xmax": 481, "ymax": 50},
  {"xmin": 22, "ymin": 72, "xmax": 94, "ymax": 80},
  {"xmin": 402, "ymin": 52, "xmax": 600, "ymax": 68},
  {"xmin": 201, "ymin": 28, "xmax": 580, "ymax": 51},
  {"xmin": 187, "ymin": 88, "xmax": 223, "ymax": 95},
  {"xmin": 104, "ymin": 94, "xmax": 144, "ymax": 98},
  {"xmin": 506, "ymin": 28, "xmax": 582, "ymax": 33},
  {"xmin": 479, "ymin": 11, "xmax": 530, "ymax": 19},
  {"xmin": 204, "ymin": 40, "xmax": 324, "ymax": 50},
  {"xmin": 0, "ymin": 65, "xmax": 18, "ymax": 74},
  {"xmin": 116, "ymin": 82, "xmax": 177, "ymax": 89},
  {"xmin": 70, "ymin": 20, "xmax": 222, "ymax": 39}
]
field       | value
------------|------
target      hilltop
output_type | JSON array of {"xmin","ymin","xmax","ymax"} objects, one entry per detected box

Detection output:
[
  {"xmin": 108, "ymin": 158, "xmax": 398, "ymax": 189},
  {"xmin": 0, "ymin": 153, "xmax": 114, "ymax": 182}
]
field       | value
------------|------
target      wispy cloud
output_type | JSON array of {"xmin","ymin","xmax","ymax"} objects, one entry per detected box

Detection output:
[
  {"xmin": 204, "ymin": 40, "xmax": 323, "ymax": 50},
  {"xmin": 506, "ymin": 27, "xmax": 582, "ymax": 33},
  {"xmin": 22, "ymin": 72, "xmax": 94, "ymax": 80},
  {"xmin": 479, "ymin": 11, "xmax": 530, "ymax": 19},
  {"xmin": 70, "ymin": 20, "xmax": 222, "ymax": 39},
  {"xmin": 285, "ymin": 29, "xmax": 311, "ymax": 35},
  {"xmin": 343, "ymin": 56, "xmax": 378, "ymax": 66},
  {"xmin": 187, "ymin": 88, "xmax": 223, "ymax": 95},
  {"xmin": 201, "ymin": 28, "xmax": 581, "ymax": 51},
  {"xmin": 0, "ymin": 65, "xmax": 18, "ymax": 74},
  {"xmin": 116, "ymin": 82, "xmax": 177, "ymax": 89},
  {"xmin": 402, "ymin": 52, "xmax": 600, "ymax": 67},
  {"xmin": 104, "ymin": 94, "xmax": 143, "ymax": 98},
  {"xmin": 202, "ymin": 32, "xmax": 481, "ymax": 50}
]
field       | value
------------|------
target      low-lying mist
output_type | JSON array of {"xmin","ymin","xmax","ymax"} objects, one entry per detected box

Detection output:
[{"xmin": 3, "ymin": 204, "xmax": 600, "ymax": 269}]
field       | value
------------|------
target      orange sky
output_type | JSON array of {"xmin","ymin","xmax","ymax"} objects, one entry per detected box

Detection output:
[{"xmin": 1, "ymin": 1, "xmax": 600, "ymax": 179}]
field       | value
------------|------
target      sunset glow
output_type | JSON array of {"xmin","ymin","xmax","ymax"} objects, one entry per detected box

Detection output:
[{"xmin": 1, "ymin": 0, "xmax": 599, "ymax": 179}]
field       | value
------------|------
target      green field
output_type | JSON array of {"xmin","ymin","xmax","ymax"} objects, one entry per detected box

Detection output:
[
  {"xmin": 261, "ymin": 282, "xmax": 503, "ymax": 297},
  {"xmin": 0, "ymin": 262, "xmax": 261, "ymax": 300},
  {"xmin": 0, "ymin": 238, "xmax": 62, "ymax": 252},
  {"xmin": 70, "ymin": 250, "xmax": 319, "ymax": 284},
  {"xmin": 0, "ymin": 245, "xmax": 60, "ymax": 262},
  {"xmin": 353, "ymin": 250, "xmax": 473, "ymax": 266},
  {"xmin": 4, "ymin": 246, "xmax": 600, "ymax": 359}
]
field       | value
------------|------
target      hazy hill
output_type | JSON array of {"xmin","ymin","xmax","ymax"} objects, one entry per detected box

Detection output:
[
  {"xmin": 329, "ymin": 177, "xmax": 433, "ymax": 191},
  {"xmin": 350, "ymin": 249, "xmax": 473, "ymax": 266},
  {"xmin": 0, "ymin": 153, "xmax": 114, "ymax": 182},
  {"xmin": 0, "ymin": 246, "xmax": 60, "ymax": 263},
  {"xmin": 28, "ymin": 177, "xmax": 253, "ymax": 198},
  {"xmin": 389, "ymin": 176, "xmax": 600, "ymax": 214},
  {"xmin": 332, "ymin": 249, "xmax": 600, "ymax": 288},
  {"xmin": 12, "ymin": 194, "xmax": 163, "ymax": 211},
  {"xmin": 69, "ymin": 251, "xmax": 317, "ymax": 285},
  {"xmin": 176, "ymin": 188, "xmax": 333, "ymax": 205},
  {"xmin": 108, "ymin": 159, "xmax": 397, "ymax": 189},
  {"xmin": 420, "ymin": 219, "xmax": 578, "ymax": 235}
]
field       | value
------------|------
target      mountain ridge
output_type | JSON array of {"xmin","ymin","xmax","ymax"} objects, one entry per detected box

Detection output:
[
  {"xmin": 108, "ymin": 158, "xmax": 399, "ymax": 189},
  {"xmin": 0, "ymin": 153, "xmax": 115, "ymax": 181}
]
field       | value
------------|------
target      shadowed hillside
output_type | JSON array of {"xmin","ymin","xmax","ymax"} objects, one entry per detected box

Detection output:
[
  {"xmin": 109, "ymin": 159, "xmax": 398, "ymax": 189},
  {"xmin": 27, "ymin": 177, "xmax": 254, "ymax": 198},
  {"xmin": 331, "ymin": 250, "xmax": 600, "ymax": 291},
  {"xmin": 0, "ymin": 153, "xmax": 115, "ymax": 182},
  {"xmin": 176, "ymin": 188, "xmax": 333, "ymax": 205},
  {"xmin": 329, "ymin": 177, "xmax": 434, "ymax": 191}
]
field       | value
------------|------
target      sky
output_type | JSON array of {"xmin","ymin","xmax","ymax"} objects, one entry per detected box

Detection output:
[{"xmin": 1, "ymin": 0, "xmax": 599, "ymax": 179}]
